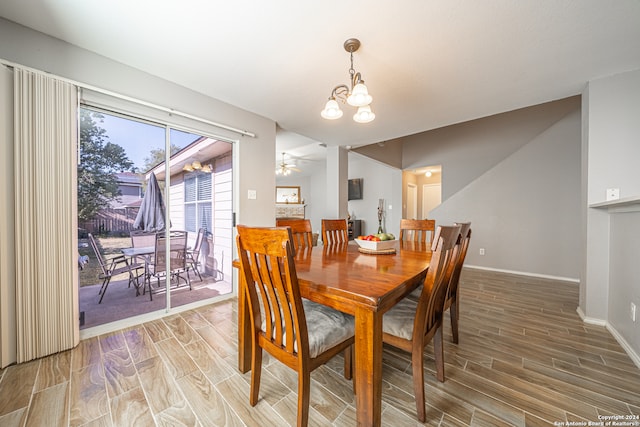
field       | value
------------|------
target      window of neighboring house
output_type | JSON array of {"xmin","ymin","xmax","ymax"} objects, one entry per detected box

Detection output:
[{"xmin": 185, "ymin": 172, "xmax": 212, "ymax": 233}]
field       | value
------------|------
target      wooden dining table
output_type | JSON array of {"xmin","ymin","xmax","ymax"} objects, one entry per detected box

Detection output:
[{"xmin": 235, "ymin": 240, "xmax": 431, "ymax": 426}]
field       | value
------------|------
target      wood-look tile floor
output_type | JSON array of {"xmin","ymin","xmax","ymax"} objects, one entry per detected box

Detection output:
[{"xmin": 1, "ymin": 268, "xmax": 639, "ymax": 426}]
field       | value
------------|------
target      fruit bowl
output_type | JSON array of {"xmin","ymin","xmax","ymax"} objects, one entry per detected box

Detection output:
[{"xmin": 354, "ymin": 239, "xmax": 398, "ymax": 251}]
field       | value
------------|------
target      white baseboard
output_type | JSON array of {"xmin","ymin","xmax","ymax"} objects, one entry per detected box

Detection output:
[
  {"xmin": 576, "ymin": 306, "xmax": 606, "ymax": 326},
  {"xmin": 605, "ymin": 323, "xmax": 640, "ymax": 370},
  {"xmin": 576, "ymin": 307, "xmax": 640, "ymax": 369},
  {"xmin": 464, "ymin": 264, "xmax": 580, "ymax": 283}
]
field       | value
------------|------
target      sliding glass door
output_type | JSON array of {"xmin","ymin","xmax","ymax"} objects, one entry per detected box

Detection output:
[{"xmin": 77, "ymin": 107, "xmax": 233, "ymax": 330}]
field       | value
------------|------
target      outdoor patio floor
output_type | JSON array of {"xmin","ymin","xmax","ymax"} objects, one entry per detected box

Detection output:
[{"xmin": 79, "ymin": 273, "xmax": 232, "ymax": 329}]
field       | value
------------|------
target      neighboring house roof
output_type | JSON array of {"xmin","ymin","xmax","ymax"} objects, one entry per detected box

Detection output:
[
  {"xmin": 117, "ymin": 171, "xmax": 143, "ymax": 185},
  {"xmin": 109, "ymin": 172, "xmax": 143, "ymax": 209}
]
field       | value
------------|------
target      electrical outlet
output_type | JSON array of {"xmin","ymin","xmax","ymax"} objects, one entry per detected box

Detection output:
[
  {"xmin": 606, "ymin": 188, "xmax": 620, "ymax": 201},
  {"xmin": 632, "ymin": 302, "xmax": 637, "ymax": 322},
  {"xmin": 247, "ymin": 189, "xmax": 257, "ymax": 200},
  {"xmin": 479, "ymin": 248, "xmax": 485, "ymax": 256}
]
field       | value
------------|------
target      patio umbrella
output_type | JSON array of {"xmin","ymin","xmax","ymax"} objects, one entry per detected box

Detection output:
[{"xmin": 133, "ymin": 172, "xmax": 168, "ymax": 232}]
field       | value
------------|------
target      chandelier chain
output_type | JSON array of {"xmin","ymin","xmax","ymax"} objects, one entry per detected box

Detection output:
[{"xmin": 349, "ymin": 51, "xmax": 355, "ymax": 81}]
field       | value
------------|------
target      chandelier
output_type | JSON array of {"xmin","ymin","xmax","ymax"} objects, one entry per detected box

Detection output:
[{"xmin": 320, "ymin": 38, "xmax": 375, "ymax": 124}]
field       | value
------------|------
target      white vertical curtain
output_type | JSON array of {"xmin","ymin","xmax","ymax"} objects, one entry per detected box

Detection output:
[
  {"xmin": 0, "ymin": 65, "xmax": 16, "ymax": 368},
  {"xmin": 13, "ymin": 67, "xmax": 79, "ymax": 362}
]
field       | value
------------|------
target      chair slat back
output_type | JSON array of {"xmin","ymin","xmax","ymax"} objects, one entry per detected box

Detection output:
[
  {"xmin": 192, "ymin": 228, "xmax": 206, "ymax": 254},
  {"xmin": 276, "ymin": 219, "xmax": 313, "ymax": 250},
  {"xmin": 153, "ymin": 231, "xmax": 187, "ymax": 274},
  {"xmin": 321, "ymin": 219, "xmax": 349, "ymax": 245},
  {"xmin": 414, "ymin": 225, "xmax": 461, "ymax": 337},
  {"xmin": 399, "ymin": 219, "xmax": 436, "ymax": 245},
  {"xmin": 88, "ymin": 233, "xmax": 109, "ymax": 276},
  {"xmin": 130, "ymin": 230, "xmax": 156, "ymax": 248},
  {"xmin": 236, "ymin": 225, "xmax": 309, "ymax": 358},
  {"xmin": 448, "ymin": 222, "xmax": 472, "ymax": 300}
]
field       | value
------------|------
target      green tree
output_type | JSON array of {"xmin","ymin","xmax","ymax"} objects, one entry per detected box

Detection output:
[
  {"xmin": 137, "ymin": 144, "xmax": 182, "ymax": 193},
  {"xmin": 140, "ymin": 144, "xmax": 182, "ymax": 174},
  {"xmin": 77, "ymin": 109, "xmax": 134, "ymax": 221}
]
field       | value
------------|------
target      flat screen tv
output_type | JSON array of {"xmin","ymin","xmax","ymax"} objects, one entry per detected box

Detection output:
[{"xmin": 348, "ymin": 178, "xmax": 363, "ymax": 200}]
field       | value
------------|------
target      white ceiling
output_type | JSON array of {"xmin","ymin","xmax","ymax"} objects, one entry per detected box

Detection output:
[{"xmin": 2, "ymin": 1, "xmax": 640, "ymax": 166}]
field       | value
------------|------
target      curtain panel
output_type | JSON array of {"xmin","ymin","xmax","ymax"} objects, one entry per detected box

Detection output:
[
  {"xmin": 13, "ymin": 68, "xmax": 79, "ymax": 362},
  {"xmin": 0, "ymin": 65, "xmax": 16, "ymax": 368}
]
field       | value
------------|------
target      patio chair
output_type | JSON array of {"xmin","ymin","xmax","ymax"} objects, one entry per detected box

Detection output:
[
  {"xmin": 236, "ymin": 225, "xmax": 354, "ymax": 427},
  {"xmin": 129, "ymin": 230, "xmax": 156, "ymax": 286},
  {"xmin": 144, "ymin": 230, "xmax": 190, "ymax": 301},
  {"xmin": 186, "ymin": 228, "xmax": 206, "ymax": 282},
  {"xmin": 88, "ymin": 233, "xmax": 144, "ymax": 304},
  {"xmin": 130, "ymin": 230, "xmax": 156, "ymax": 252}
]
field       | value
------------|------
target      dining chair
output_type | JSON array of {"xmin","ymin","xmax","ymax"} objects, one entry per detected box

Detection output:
[
  {"xmin": 88, "ymin": 233, "xmax": 144, "ymax": 304},
  {"xmin": 186, "ymin": 227, "xmax": 206, "ymax": 281},
  {"xmin": 144, "ymin": 230, "xmax": 190, "ymax": 300},
  {"xmin": 399, "ymin": 218, "xmax": 437, "ymax": 245},
  {"xmin": 321, "ymin": 219, "xmax": 349, "ymax": 245},
  {"xmin": 236, "ymin": 225, "xmax": 355, "ymax": 427},
  {"xmin": 445, "ymin": 222, "xmax": 472, "ymax": 344},
  {"xmin": 382, "ymin": 224, "xmax": 462, "ymax": 422},
  {"xmin": 276, "ymin": 218, "xmax": 314, "ymax": 251}
]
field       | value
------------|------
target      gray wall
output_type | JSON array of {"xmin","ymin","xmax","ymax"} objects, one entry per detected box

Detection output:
[
  {"xmin": 610, "ymin": 213, "xmax": 640, "ymax": 350},
  {"xmin": 397, "ymin": 97, "xmax": 582, "ymax": 279},
  {"xmin": 583, "ymin": 69, "xmax": 640, "ymax": 359},
  {"xmin": 402, "ymin": 97, "xmax": 581, "ymax": 200},
  {"xmin": 431, "ymin": 109, "xmax": 582, "ymax": 279},
  {"xmin": 347, "ymin": 153, "xmax": 403, "ymax": 238}
]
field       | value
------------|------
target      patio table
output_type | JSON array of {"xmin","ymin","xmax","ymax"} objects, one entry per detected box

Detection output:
[{"xmin": 121, "ymin": 246, "xmax": 154, "ymax": 296}]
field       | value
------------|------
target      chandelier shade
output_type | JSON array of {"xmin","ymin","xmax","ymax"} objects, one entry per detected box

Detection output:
[
  {"xmin": 321, "ymin": 38, "xmax": 375, "ymax": 123},
  {"xmin": 320, "ymin": 99, "xmax": 344, "ymax": 120},
  {"xmin": 353, "ymin": 105, "xmax": 375, "ymax": 123},
  {"xmin": 347, "ymin": 82, "xmax": 372, "ymax": 107}
]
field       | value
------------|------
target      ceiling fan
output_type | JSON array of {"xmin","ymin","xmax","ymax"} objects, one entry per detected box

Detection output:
[{"xmin": 276, "ymin": 152, "xmax": 301, "ymax": 176}]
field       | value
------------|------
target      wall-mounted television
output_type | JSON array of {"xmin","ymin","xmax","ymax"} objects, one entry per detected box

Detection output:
[{"xmin": 348, "ymin": 178, "xmax": 363, "ymax": 200}]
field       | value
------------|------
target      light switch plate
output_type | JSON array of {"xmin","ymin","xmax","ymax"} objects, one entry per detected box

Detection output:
[
  {"xmin": 606, "ymin": 188, "xmax": 620, "ymax": 201},
  {"xmin": 247, "ymin": 189, "xmax": 257, "ymax": 200}
]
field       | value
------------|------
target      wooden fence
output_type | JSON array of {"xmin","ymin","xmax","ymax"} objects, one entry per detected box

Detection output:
[{"xmin": 78, "ymin": 207, "xmax": 139, "ymax": 237}]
